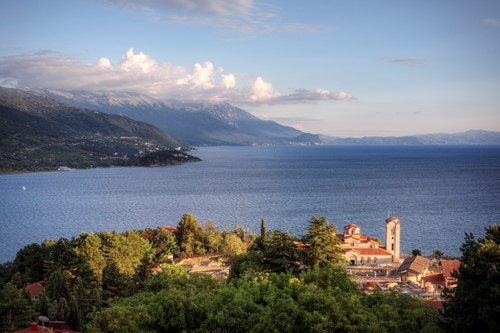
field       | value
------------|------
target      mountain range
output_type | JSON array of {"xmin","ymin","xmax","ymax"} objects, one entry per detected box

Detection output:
[
  {"xmin": 0, "ymin": 87, "xmax": 199, "ymax": 173},
  {"xmin": 26, "ymin": 88, "xmax": 500, "ymax": 147},
  {"xmin": 321, "ymin": 130, "xmax": 500, "ymax": 145},
  {"xmin": 29, "ymin": 89, "xmax": 321, "ymax": 146}
]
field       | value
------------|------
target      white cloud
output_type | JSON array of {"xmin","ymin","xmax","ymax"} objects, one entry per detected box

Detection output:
[
  {"xmin": 120, "ymin": 48, "xmax": 157, "ymax": 73},
  {"xmin": 481, "ymin": 18, "xmax": 500, "ymax": 26},
  {"xmin": 0, "ymin": 48, "xmax": 352, "ymax": 105},
  {"xmin": 221, "ymin": 74, "xmax": 236, "ymax": 89},
  {"xmin": 249, "ymin": 76, "xmax": 279, "ymax": 101}
]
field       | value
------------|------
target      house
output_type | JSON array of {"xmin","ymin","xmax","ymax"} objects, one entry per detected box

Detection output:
[
  {"xmin": 441, "ymin": 259, "xmax": 460, "ymax": 287},
  {"xmin": 397, "ymin": 255, "xmax": 430, "ymax": 284},
  {"xmin": 338, "ymin": 217, "xmax": 401, "ymax": 265},
  {"xmin": 422, "ymin": 259, "xmax": 461, "ymax": 296},
  {"xmin": 25, "ymin": 281, "xmax": 45, "ymax": 301}
]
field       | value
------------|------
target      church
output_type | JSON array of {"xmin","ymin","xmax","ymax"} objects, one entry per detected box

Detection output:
[{"xmin": 338, "ymin": 217, "xmax": 401, "ymax": 266}]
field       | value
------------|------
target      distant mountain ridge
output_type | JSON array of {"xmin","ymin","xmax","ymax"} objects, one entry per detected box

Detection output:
[
  {"xmin": 29, "ymin": 89, "xmax": 322, "ymax": 146},
  {"xmin": 0, "ymin": 87, "xmax": 199, "ymax": 172},
  {"xmin": 321, "ymin": 130, "xmax": 500, "ymax": 145}
]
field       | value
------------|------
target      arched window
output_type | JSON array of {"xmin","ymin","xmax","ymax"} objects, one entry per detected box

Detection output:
[{"xmin": 367, "ymin": 257, "xmax": 371, "ymax": 264}]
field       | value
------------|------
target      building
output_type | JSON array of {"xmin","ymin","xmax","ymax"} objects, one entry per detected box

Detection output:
[
  {"xmin": 25, "ymin": 281, "xmax": 45, "ymax": 301},
  {"xmin": 422, "ymin": 259, "xmax": 461, "ymax": 296},
  {"xmin": 338, "ymin": 217, "xmax": 401, "ymax": 265},
  {"xmin": 397, "ymin": 255, "xmax": 430, "ymax": 284}
]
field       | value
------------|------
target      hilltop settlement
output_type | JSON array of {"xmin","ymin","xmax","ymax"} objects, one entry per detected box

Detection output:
[{"xmin": 1, "ymin": 214, "xmax": 498, "ymax": 333}]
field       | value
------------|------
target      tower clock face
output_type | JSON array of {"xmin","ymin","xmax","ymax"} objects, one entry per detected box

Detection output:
[{"xmin": 391, "ymin": 227, "xmax": 395, "ymax": 235}]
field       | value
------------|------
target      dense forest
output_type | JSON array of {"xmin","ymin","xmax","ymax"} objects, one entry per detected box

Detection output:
[{"xmin": 0, "ymin": 214, "xmax": 498, "ymax": 332}]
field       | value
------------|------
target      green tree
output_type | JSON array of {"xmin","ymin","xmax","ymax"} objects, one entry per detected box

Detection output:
[
  {"xmin": 42, "ymin": 238, "xmax": 78, "ymax": 279},
  {"xmin": 45, "ymin": 268, "xmax": 70, "ymax": 301},
  {"xmin": 301, "ymin": 216, "xmax": 344, "ymax": 267},
  {"xmin": 176, "ymin": 213, "xmax": 204, "ymax": 256},
  {"xmin": 202, "ymin": 221, "xmax": 223, "ymax": 253},
  {"xmin": 75, "ymin": 233, "xmax": 106, "ymax": 283},
  {"xmin": 442, "ymin": 224, "xmax": 500, "ymax": 332},
  {"xmin": 101, "ymin": 262, "xmax": 132, "ymax": 305},
  {"xmin": 262, "ymin": 230, "xmax": 303, "ymax": 273},
  {"xmin": 107, "ymin": 231, "xmax": 153, "ymax": 276},
  {"xmin": 67, "ymin": 295, "xmax": 82, "ymax": 331},
  {"xmin": 0, "ymin": 282, "xmax": 35, "ymax": 332},
  {"xmin": 48, "ymin": 297, "xmax": 70, "ymax": 322},
  {"xmin": 220, "ymin": 233, "xmax": 247, "ymax": 258},
  {"xmin": 260, "ymin": 218, "xmax": 268, "ymax": 243},
  {"xmin": 148, "ymin": 227, "xmax": 177, "ymax": 262},
  {"xmin": 412, "ymin": 249, "xmax": 422, "ymax": 256},
  {"xmin": 87, "ymin": 305, "xmax": 154, "ymax": 333},
  {"xmin": 12, "ymin": 243, "xmax": 45, "ymax": 284}
]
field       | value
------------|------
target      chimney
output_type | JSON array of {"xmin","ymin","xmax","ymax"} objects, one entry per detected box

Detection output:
[{"xmin": 30, "ymin": 322, "xmax": 38, "ymax": 331}]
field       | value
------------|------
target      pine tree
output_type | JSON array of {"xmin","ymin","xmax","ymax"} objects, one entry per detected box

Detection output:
[
  {"xmin": 442, "ymin": 225, "xmax": 500, "ymax": 332},
  {"xmin": 177, "ymin": 213, "xmax": 204, "ymax": 256},
  {"xmin": 302, "ymin": 216, "xmax": 344, "ymax": 267},
  {"xmin": 0, "ymin": 282, "xmax": 35, "ymax": 332}
]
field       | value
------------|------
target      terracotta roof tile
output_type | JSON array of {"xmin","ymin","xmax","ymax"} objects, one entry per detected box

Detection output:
[
  {"xmin": 441, "ymin": 259, "xmax": 461, "ymax": 278},
  {"xmin": 350, "ymin": 248, "xmax": 392, "ymax": 256},
  {"xmin": 25, "ymin": 282, "xmax": 45, "ymax": 298}
]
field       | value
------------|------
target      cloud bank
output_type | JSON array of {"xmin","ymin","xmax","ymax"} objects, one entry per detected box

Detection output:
[{"xmin": 0, "ymin": 48, "xmax": 351, "ymax": 105}]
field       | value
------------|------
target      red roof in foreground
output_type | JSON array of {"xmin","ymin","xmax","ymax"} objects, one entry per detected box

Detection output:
[{"xmin": 13, "ymin": 323, "xmax": 80, "ymax": 333}]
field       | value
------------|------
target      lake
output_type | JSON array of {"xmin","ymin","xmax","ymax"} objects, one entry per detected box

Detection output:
[{"xmin": 1, "ymin": 145, "xmax": 499, "ymax": 263}]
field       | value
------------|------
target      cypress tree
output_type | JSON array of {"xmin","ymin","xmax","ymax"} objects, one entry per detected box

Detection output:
[{"xmin": 260, "ymin": 218, "xmax": 268, "ymax": 244}]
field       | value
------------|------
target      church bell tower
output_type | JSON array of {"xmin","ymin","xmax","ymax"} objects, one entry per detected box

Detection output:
[{"xmin": 385, "ymin": 216, "xmax": 400, "ymax": 263}]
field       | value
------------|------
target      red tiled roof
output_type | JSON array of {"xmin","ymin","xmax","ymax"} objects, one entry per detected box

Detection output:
[
  {"xmin": 338, "ymin": 234, "xmax": 369, "ymax": 242},
  {"xmin": 441, "ymin": 259, "xmax": 461, "ymax": 278},
  {"xmin": 25, "ymin": 282, "xmax": 45, "ymax": 298},
  {"xmin": 349, "ymin": 248, "xmax": 392, "ymax": 256},
  {"xmin": 13, "ymin": 323, "xmax": 80, "ymax": 333},
  {"xmin": 422, "ymin": 274, "xmax": 446, "ymax": 286}
]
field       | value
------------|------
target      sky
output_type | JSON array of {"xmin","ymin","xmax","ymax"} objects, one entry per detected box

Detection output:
[{"xmin": 0, "ymin": 0, "xmax": 499, "ymax": 137}]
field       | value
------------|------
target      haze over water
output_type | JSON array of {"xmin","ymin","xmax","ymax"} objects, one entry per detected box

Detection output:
[{"xmin": 1, "ymin": 145, "xmax": 499, "ymax": 263}]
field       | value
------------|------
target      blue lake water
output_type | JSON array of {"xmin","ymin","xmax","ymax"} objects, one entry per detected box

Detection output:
[{"xmin": 1, "ymin": 145, "xmax": 500, "ymax": 263}]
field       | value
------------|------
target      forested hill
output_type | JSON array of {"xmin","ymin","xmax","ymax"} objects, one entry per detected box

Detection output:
[
  {"xmin": 0, "ymin": 87, "xmax": 199, "ymax": 173},
  {"xmin": 29, "ymin": 88, "xmax": 322, "ymax": 146}
]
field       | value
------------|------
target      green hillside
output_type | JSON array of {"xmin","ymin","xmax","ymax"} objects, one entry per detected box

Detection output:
[{"xmin": 0, "ymin": 87, "xmax": 199, "ymax": 173}]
